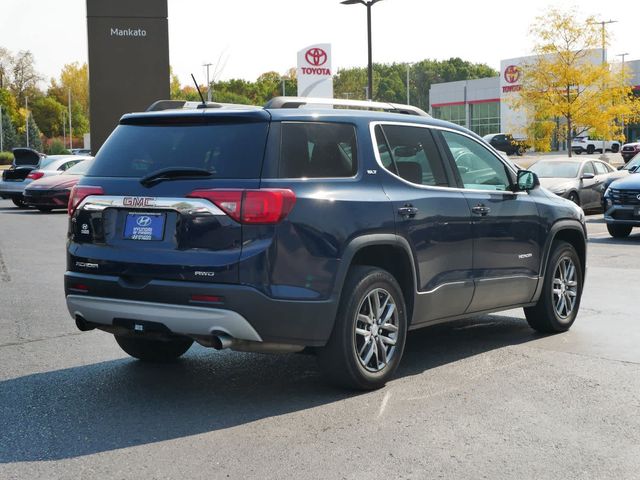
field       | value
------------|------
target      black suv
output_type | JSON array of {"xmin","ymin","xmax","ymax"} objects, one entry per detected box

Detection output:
[{"xmin": 65, "ymin": 97, "xmax": 587, "ymax": 389}]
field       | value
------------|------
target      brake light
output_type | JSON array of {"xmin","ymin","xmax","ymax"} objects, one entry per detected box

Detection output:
[
  {"xmin": 68, "ymin": 185, "xmax": 104, "ymax": 215},
  {"xmin": 187, "ymin": 189, "xmax": 296, "ymax": 224},
  {"xmin": 27, "ymin": 171, "xmax": 44, "ymax": 180}
]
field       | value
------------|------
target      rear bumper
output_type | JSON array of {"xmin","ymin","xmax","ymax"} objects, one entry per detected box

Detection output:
[
  {"xmin": 64, "ymin": 272, "xmax": 339, "ymax": 346},
  {"xmin": 24, "ymin": 189, "xmax": 69, "ymax": 208},
  {"xmin": 0, "ymin": 180, "xmax": 30, "ymax": 198}
]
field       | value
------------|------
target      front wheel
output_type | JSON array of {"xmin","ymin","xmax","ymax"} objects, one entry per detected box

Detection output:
[
  {"xmin": 115, "ymin": 335, "xmax": 193, "ymax": 362},
  {"xmin": 586, "ymin": 145, "xmax": 595, "ymax": 154},
  {"xmin": 607, "ymin": 224, "xmax": 632, "ymax": 238},
  {"xmin": 11, "ymin": 197, "xmax": 27, "ymax": 208},
  {"xmin": 568, "ymin": 192, "xmax": 580, "ymax": 206},
  {"xmin": 524, "ymin": 241, "xmax": 583, "ymax": 333},
  {"xmin": 611, "ymin": 143, "xmax": 620, "ymax": 153},
  {"xmin": 317, "ymin": 266, "xmax": 407, "ymax": 390}
]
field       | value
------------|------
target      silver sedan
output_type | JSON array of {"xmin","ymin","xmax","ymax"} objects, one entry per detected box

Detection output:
[{"xmin": 529, "ymin": 158, "xmax": 625, "ymax": 211}]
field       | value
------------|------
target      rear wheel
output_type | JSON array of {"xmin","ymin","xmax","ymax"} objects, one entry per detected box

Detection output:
[
  {"xmin": 612, "ymin": 143, "xmax": 620, "ymax": 153},
  {"xmin": 115, "ymin": 335, "xmax": 193, "ymax": 362},
  {"xmin": 607, "ymin": 224, "xmax": 632, "ymax": 238},
  {"xmin": 318, "ymin": 266, "xmax": 407, "ymax": 390},
  {"xmin": 586, "ymin": 145, "xmax": 595, "ymax": 154},
  {"xmin": 11, "ymin": 197, "xmax": 26, "ymax": 208},
  {"xmin": 524, "ymin": 241, "xmax": 583, "ymax": 333}
]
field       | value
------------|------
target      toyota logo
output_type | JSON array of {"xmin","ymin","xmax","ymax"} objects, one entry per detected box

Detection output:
[
  {"xmin": 136, "ymin": 216, "xmax": 152, "ymax": 227},
  {"xmin": 504, "ymin": 65, "xmax": 520, "ymax": 84},
  {"xmin": 305, "ymin": 48, "xmax": 327, "ymax": 66}
]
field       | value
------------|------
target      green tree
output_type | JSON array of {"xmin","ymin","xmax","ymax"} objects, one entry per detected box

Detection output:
[
  {"xmin": 24, "ymin": 113, "xmax": 42, "ymax": 151},
  {"xmin": 48, "ymin": 62, "xmax": 89, "ymax": 114},
  {"xmin": 513, "ymin": 7, "xmax": 640, "ymax": 155},
  {"xmin": 31, "ymin": 96, "xmax": 66, "ymax": 137},
  {"xmin": 0, "ymin": 109, "xmax": 18, "ymax": 151}
]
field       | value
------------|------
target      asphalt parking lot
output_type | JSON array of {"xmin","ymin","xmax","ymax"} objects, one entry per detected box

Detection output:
[{"xmin": 0, "ymin": 199, "xmax": 639, "ymax": 479}]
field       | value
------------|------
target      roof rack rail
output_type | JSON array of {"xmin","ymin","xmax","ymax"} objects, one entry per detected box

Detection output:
[
  {"xmin": 146, "ymin": 100, "xmax": 258, "ymax": 112},
  {"xmin": 264, "ymin": 96, "xmax": 430, "ymax": 117}
]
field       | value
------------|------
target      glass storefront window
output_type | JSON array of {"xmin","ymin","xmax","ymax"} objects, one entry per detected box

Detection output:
[
  {"xmin": 470, "ymin": 102, "xmax": 500, "ymax": 137},
  {"xmin": 432, "ymin": 104, "xmax": 466, "ymax": 127}
]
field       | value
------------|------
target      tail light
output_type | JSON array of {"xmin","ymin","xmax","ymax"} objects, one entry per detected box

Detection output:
[
  {"xmin": 27, "ymin": 171, "xmax": 44, "ymax": 180},
  {"xmin": 187, "ymin": 189, "xmax": 296, "ymax": 224},
  {"xmin": 68, "ymin": 185, "xmax": 104, "ymax": 215}
]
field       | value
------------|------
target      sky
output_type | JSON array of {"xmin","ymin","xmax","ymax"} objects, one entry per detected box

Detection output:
[{"xmin": 0, "ymin": 0, "xmax": 637, "ymax": 87}]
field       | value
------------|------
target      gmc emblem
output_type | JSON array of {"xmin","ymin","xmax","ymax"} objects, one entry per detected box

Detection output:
[{"xmin": 123, "ymin": 197, "xmax": 155, "ymax": 207}]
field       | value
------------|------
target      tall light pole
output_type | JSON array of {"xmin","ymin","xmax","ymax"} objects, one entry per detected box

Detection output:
[
  {"xmin": 341, "ymin": 0, "xmax": 384, "ymax": 101},
  {"xmin": 588, "ymin": 19, "xmax": 617, "ymax": 159},
  {"xmin": 617, "ymin": 52, "xmax": 629, "ymax": 142},
  {"xmin": 203, "ymin": 63, "xmax": 212, "ymax": 102},
  {"xmin": 406, "ymin": 62, "xmax": 414, "ymax": 105},
  {"xmin": 0, "ymin": 104, "xmax": 3, "ymax": 152},
  {"xmin": 68, "ymin": 88, "xmax": 73, "ymax": 150},
  {"xmin": 25, "ymin": 97, "xmax": 29, "ymax": 148}
]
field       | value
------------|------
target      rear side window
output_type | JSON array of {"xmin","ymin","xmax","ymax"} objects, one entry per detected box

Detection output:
[
  {"xmin": 375, "ymin": 124, "xmax": 449, "ymax": 187},
  {"xmin": 88, "ymin": 122, "xmax": 269, "ymax": 178},
  {"xmin": 279, "ymin": 122, "xmax": 357, "ymax": 178},
  {"xmin": 593, "ymin": 161, "xmax": 610, "ymax": 174}
]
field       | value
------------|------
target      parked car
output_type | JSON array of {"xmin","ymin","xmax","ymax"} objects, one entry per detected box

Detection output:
[
  {"xmin": 483, "ymin": 133, "xmax": 529, "ymax": 156},
  {"xmin": 621, "ymin": 142, "xmax": 640, "ymax": 163},
  {"xmin": 603, "ymin": 173, "xmax": 640, "ymax": 237},
  {"xmin": 600, "ymin": 154, "xmax": 640, "ymax": 211},
  {"xmin": 65, "ymin": 97, "xmax": 587, "ymax": 390},
  {"xmin": 0, "ymin": 148, "xmax": 46, "ymax": 207},
  {"xmin": 0, "ymin": 151, "xmax": 91, "ymax": 208},
  {"xmin": 23, "ymin": 159, "xmax": 94, "ymax": 212},
  {"xmin": 571, "ymin": 136, "xmax": 621, "ymax": 155},
  {"xmin": 529, "ymin": 158, "xmax": 623, "ymax": 211}
]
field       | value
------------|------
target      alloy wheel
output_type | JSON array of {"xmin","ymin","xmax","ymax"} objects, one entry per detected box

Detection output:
[
  {"xmin": 354, "ymin": 288, "xmax": 399, "ymax": 372},
  {"xmin": 552, "ymin": 256, "xmax": 578, "ymax": 320}
]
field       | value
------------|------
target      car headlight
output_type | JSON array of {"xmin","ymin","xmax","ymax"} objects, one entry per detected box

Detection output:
[{"xmin": 552, "ymin": 188, "xmax": 567, "ymax": 195}]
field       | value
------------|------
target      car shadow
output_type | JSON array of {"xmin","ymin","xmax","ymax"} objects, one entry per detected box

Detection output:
[
  {"xmin": 0, "ymin": 208, "xmax": 66, "ymax": 215},
  {"xmin": 0, "ymin": 313, "xmax": 541, "ymax": 463},
  {"xmin": 589, "ymin": 233, "xmax": 640, "ymax": 245}
]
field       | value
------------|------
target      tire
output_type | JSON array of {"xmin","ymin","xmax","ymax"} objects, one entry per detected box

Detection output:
[
  {"xmin": 612, "ymin": 143, "xmax": 620, "ymax": 153},
  {"xmin": 11, "ymin": 197, "xmax": 27, "ymax": 208},
  {"xmin": 568, "ymin": 192, "xmax": 580, "ymax": 206},
  {"xmin": 586, "ymin": 145, "xmax": 595, "ymax": 154},
  {"xmin": 317, "ymin": 266, "xmax": 407, "ymax": 390},
  {"xmin": 607, "ymin": 224, "xmax": 632, "ymax": 238},
  {"xmin": 37, "ymin": 207, "xmax": 52, "ymax": 213},
  {"xmin": 524, "ymin": 241, "xmax": 583, "ymax": 333},
  {"xmin": 574, "ymin": 150, "xmax": 582, "ymax": 155},
  {"xmin": 115, "ymin": 334, "xmax": 193, "ymax": 362}
]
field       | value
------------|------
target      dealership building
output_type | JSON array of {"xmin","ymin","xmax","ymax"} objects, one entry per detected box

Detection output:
[{"xmin": 429, "ymin": 52, "xmax": 640, "ymax": 145}]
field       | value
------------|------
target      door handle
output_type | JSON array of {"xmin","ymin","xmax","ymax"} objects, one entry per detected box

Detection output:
[
  {"xmin": 398, "ymin": 205, "xmax": 418, "ymax": 218},
  {"xmin": 471, "ymin": 204, "xmax": 491, "ymax": 216}
]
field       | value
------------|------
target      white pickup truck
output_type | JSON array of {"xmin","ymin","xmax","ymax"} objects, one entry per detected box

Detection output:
[{"xmin": 571, "ymin": 136, "xmax": 621, "ymax": 155}]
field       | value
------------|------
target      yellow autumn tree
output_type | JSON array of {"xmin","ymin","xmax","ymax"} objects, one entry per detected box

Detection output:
[{"xmin": 512, "ymin": 8, "xmax": 640, "ymax": 156}]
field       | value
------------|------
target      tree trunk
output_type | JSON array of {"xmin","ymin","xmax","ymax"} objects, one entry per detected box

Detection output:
[{"xmin": 566, "ymin": 115, "xmax": 572, "ymax": 158}]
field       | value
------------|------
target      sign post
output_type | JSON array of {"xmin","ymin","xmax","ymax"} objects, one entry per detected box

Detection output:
[
  {"xmin": 86, "ymin": 0, "xmax": 169, "ymax": 154},
  {"xmin": 297, "ymin": 44, "xmax": 333, "ymax": 98}
]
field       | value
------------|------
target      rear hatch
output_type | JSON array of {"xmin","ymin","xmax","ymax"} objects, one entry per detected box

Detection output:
[
  {"xmin": 68, "ymin": 109, "xmax": 272, "ymax": 285},
  {"xmin": 2, "ymin": 148, "xmax": 42, "ymax": 181}
]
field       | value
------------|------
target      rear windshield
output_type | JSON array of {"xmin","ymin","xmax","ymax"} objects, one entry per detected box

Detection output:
[
  {"xmin": 87, "ymin": 122, "xmax": 269, "ymax": 178},
  {"xmin": 530, "ymin": 161, "xmax": 580, "ymax": 178}
]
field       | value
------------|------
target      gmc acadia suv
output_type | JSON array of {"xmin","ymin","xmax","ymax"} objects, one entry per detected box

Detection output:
[{"xmin": 65, "ymin": 97, "xmax": 587, "ymax": 389}]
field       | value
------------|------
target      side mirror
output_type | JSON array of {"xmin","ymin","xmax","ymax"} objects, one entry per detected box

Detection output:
[
  {"xmin": 581, "ymin": 172, "xmax": 595, "ymax": 180},
  {"xmin": 517, "ymin": 170, "xmax": 539, "ymax": 192}
]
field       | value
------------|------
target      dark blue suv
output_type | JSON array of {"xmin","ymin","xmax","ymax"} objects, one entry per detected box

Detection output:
[{"xmin": 65, "ymin": 97, "xmax": 587, "ymax": 389}]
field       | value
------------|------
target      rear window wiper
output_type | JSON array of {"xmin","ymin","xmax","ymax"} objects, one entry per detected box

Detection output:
[{"xmin": 140, "ymin": 167, "xmax": 214, "ymax": 187}]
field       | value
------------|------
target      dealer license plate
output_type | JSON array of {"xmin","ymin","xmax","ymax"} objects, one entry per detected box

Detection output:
[{"xmin": 123, "ymin": 212, "xmax": 165, "ymax": 241}]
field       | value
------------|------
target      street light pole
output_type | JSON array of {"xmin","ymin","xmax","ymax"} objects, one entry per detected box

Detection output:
[
  {"xmin": 341, "ymin": 0, "xmax": 384, "ymax": 101},
  {"xmin": 0, "ymin": 104, "xmax": 3, "ymax": 152},
  {"xmin": 25, "ymin": 97, "xmax": 29, "ymax": 148},
  {"xmin": 589, "ymin": 19, "xmax": 617, "ymax": 160},
  {"xmin": 203, "ymin": 63, "xmax": 212, "ymax": 102},
  {"xmin": 68, "ymin": 88, "xmax": 73, "ymax": 150},
  {"xmin": 406, "ymin": 62, "xmax": 413, "ymax": 105},
  {"xmin": 617, "ymin": 52, "xmax": 629, "ymax": 142}
]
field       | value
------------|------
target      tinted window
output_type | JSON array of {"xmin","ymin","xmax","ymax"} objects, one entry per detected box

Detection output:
[
  {"xmin": 88, "ymin": 122, "xmax": 269, "ymax": 178},
  {"xmin": 374, "ymin": 125, "xmax": 394, "ymax": 171},
  {"xmin": 376, "ymin": 125, "xmax": 448, "ymax": 186},
  {"xmin": 279, "ymin": 122, "xmax": 357, "ymax": 178},
  {"xmin": 442, "ymin": 130, "xmax": 511, "ymax": 191},
  {"xmin": 66, "ymin": 159, "xmax": 94, "ymax": 175}
]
